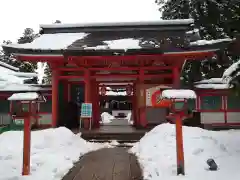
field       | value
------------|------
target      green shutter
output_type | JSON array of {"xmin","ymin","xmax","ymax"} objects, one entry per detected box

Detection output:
[
  {"xmin": 201, "ymin": 96, "xmax": 222, "ymax": 110},
  {"xmin": 227, "ymin": 95, "xmax": 240, "ymax": 110},
  {"xmin": 187, "ymin": 99, "xmax": 196, "ymax": 110},
  {"xmin": 0, "ymin": 100, "xmax": 9, "ymax": 113},
  {"xmin": 40, "ymin": 100, "xmax": 52, "ymax": 113}
]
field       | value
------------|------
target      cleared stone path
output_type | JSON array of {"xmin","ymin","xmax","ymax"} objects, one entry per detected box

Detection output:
[{"xmin": 62, "ymin": 147, "xmax": 143, "ymax": 180}]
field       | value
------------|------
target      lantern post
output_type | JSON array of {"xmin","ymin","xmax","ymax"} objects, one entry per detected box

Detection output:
[
  {"xmin": 161, "ymin": 89, "xmax": 196, "ymax": 175},
  {"xmin": 8, "ymin": 92, "xmax": 46, "ymax": 176}
]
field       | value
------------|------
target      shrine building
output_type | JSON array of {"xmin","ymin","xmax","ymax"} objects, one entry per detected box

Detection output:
[{"xmin": 2, "ymin": 19, "xmax": 233, "ymax": 130}]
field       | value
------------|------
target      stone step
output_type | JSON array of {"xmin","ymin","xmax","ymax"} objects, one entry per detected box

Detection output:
[{"xmin": 81, "ymin": 131, "xmax": 145, "ymax": 141}]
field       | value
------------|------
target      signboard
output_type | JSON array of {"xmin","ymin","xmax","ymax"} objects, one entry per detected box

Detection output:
[
  {"xmin": 80, "ymin": 103, "xmax": 92, "ymax": 118},
  {"xmin": 146, "ymin": 85, "xmax": 171, "ymax": 107}
]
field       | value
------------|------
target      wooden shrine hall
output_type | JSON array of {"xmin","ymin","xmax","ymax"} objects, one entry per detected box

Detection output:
[{"xmin": 2, "ymin": 19, "xmax": 232, "ymax": 130}]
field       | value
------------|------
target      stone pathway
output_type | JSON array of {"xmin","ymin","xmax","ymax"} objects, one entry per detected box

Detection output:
[{"xmin": 62, "ymin": 147, "xmax": 143, "ymax": 180}]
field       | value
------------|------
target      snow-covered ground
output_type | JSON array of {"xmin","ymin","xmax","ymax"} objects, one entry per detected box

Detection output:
[
  {"xmin": 1, "ymin": 123, "xmax": 240, "ymax": 180},
  {"xmin": 131, "ymin": 123, "xmax": 240, "ymax": 180},
  {"xmin": 0, "ymin": 127, "xmax": 112, "ymax": 180}
]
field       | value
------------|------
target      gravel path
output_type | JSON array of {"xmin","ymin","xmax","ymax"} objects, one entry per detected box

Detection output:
[{"xmin": 62, "ymin": 147, "xmax": 143, "ymax": 180}]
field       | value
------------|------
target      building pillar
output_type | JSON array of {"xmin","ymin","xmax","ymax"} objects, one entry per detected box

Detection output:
[
  {"xmin": 52, "ymin": 68, "xmax": 59, "ymax": 128},
  {"xmin": 132, "ymin": 83, "xmax": 138, "ymax": 126},
  {"xmin": 139, "ymin": 69, "xmax": 147, "ymax": 128},
  {"xmin": 173, "ymin": 67, "xmax": 180, "ymax": 88},
  {"xmin": 83, "ymin": 69, "xmax": 91, "ymax": 129},
  {"xmin": 95, "ymin": 82, "xmax": 100, "ymax": 128},
  {"xmin": 91, "ymin": 80, "xmax": 99, "ymax": 128}
]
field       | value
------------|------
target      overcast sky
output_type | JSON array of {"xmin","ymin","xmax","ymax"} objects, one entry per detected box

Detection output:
[{"xmin": 0, "ymin": 0, "xmax": 160, "ymax": 44}]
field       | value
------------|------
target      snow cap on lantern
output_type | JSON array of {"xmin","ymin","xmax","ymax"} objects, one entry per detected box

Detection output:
[{"xmin": 162, "ymin": 89, "xmax": 197, "ymax": 99}]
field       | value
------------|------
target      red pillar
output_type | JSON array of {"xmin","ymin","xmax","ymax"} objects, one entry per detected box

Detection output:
[
  {"xmin": 95, "ymin": 82, "xmax": 100, "ymax": 128},
  {"xmin": 91, "ymin": 80, "xmax": 98, "ymax": 128},
  {"xmin": 22, "ymin": 113, "xmax": 31, "ymax": 176},
  {"xmin": 132, "ymin": 83, "xmax": 138, "ymax": 126},
  {"xmin": 173, "ymin": 67, "xmax": 180, "ymax": 88},
  {"xmin": 139, "ymin": 69, "xmax": 147, "ymax": 128},
  {"xmin": 176, "ymin": 113, "xmax": 185, "ymax": 175},
  {"xmin": 83, "ymin": 69, "xmax": 91, "ymax": 129},
  {"xmin": 52, "ymin": 69, "xmax": 59, "ymax": 127}
]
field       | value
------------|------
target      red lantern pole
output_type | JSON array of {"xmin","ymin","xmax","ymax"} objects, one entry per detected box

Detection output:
[
  {"xmin": 22, "ymin": 111, "xmax": 31, "ymax": 175},
  {"xmin": 175, "ymin": 113, "xmax": 185, "ymax": 175}
]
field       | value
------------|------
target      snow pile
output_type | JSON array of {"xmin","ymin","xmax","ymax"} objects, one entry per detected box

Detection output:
[
  {"xmin": 0, "ymin": 127, "xmax": 107, "ymax": 180},
  {"xmin": 101, "ymin": 112, "xmax": 114, "ymax": 124},
  {"xmin": 131, "ymin": 123, "xmax": 240, "ymax": 180},
  {"xmin": 162, "ymin": 89, "xmax": 196, "ymax": 99}
]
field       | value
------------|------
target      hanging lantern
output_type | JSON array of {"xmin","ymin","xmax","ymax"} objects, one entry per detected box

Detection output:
[
  {"xmin": 126, "ymin": 85, "xmax": 132, "ymax": 96},
  {"xmin": 100, "ymin": 86, "xmax": 106, "ymax": 96},
  {"xmin": 151, "ymin": 90, "xmax": 172, "ymax": 107}
]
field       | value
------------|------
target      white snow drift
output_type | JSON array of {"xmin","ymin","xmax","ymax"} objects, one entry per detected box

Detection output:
[
  {"xmin": 0, "ymin": 127, "xmax": 109, "ymax": 180},
  {"xmin": 131, "ymin": 123, "xmax": 240, "ymax": 180}
]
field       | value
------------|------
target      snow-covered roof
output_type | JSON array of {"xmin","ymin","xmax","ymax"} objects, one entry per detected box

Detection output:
[
  {"xmin": 0, "ymin": 61, "xmax": 19, "ymax": 71},
  {"xmin": 40, "ymin": 19, "xmax": 194, "ymax": 29},
  {"xmin": 0, "ymin": 64, "xmax": 37, "ymax": 84},
  {"xmin": 190, "ymin": 38, "xmax": 232, "ymax": 46},
  {"xmin": 8, "ymin": 92, "xmax": 40, "ymax": 101},
  {"xmin": 162, "ymin": 89, "xmax": 196, "ymax": 99},
  {"xmin": 195, "ymin": 78, "xmax": 225, "ymax": 84},
  {"xmin": 194, "ymin": 78, "xmax": 231, "ymax": 89},
  {"xmin": 2, "ymin": 19, "xmax": 232, "ymax": 56},
  {"xmin": 0, "ymin": 81, "xmax": 50, "ymax": 92},
  {"xmin": 4, "ymin": 33, "xmax": 88, "ymax": 50},
  {"xmin": 194, "ymin": 83, "xmax": 231, "ymax": 89},
  {"xmin": 84, "ymin": 38, "xmax": 141, "ymax": 50}
]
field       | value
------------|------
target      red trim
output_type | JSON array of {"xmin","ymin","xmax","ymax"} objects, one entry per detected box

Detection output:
[
  {"xmin": 58, "ymin": 66, "xmax": 172, "ymax": 72},
  {"xmin": 16, "ymin": 51, "xmax": 215, "ymax": 63},
  {"xmin": 223, "ymin": 96, "xmax": 227, "ymax": 123},
  {"xmin": 205, "ymin": 123, "xmax": 240, "ymax": 126}
]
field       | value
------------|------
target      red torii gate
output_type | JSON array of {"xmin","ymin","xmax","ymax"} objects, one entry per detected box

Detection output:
[{"xmin": 14, "ymin": 52, "xmax": 215, "ymax": 129}]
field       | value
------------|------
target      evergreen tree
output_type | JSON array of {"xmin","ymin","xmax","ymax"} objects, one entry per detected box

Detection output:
[
  {"xmin": 43, "ymin": 63, "xmax": 52, "ymax": 84},
  {"xmin": 1, "ymin": 28, "xmax": 39, "ymax": 73},
  {"xmin": 156, "ymin": 0, "xmax": 240, "ymax": 85}
]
